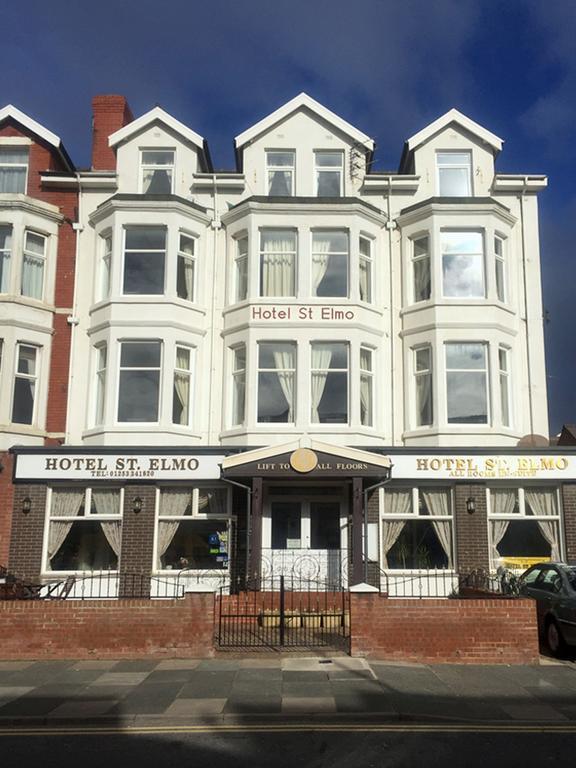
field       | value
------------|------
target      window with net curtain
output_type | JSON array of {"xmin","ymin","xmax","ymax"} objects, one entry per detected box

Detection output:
[
  {"xmin": 312, "ymin": 231, "xmax": 348, "ymax": 297},
  {"xmin": 489, "ymin": 487, "xmax": 561, "ymax": 568},
  {"xmin": 176, "ymin": 234, "xmax": 195, "ymax": 301},
  {"xmin": 382, "ymin": 488, "xmax": 453, "ymax": 570},
  {"xmin": 173, "ymin": 346, "xmax": 193, "ymax": 426},
  {"xmin": 257, "ymin": 341, "xmax": 296, "ymax": 423},
  {"xmin": 311, "ymin": 342, "xmax": 348, "ymax": 424},
  {"xmin": 0, "ymin": 148, "xmax": 28, "ymax": 193},
  {"xmin": 156, "ymin": 487, "xmax": 229, "ymax": 570},
  {"xmin": 21, "ymin": 231, "xmax": 46, "ymax": 300},
  {"xmin": 12, "ymin": 344, "xmax": 37, "ymax": 425},
  {"xmin": 259, "ymin": 230, "xmax": 296, "ymax": 297},
  {"xmin": 412, "ymin": 236, "xmax": 430, "ymax": 302},
  {"xmin": 445, "ymin": 342, "xmax": 487, "ymax": 424},
  {"xmin": 0, "ymin": 225, "xmax": 12, "ymax": 293},
  {"xmin": 266, "ymin": 151, "xmax": 295, "ymax": 195},
  {"xmin": 360, "ymin": 347, "xmax": 373, "ymax": 427},
  {"xmin": 231, "ymin": 345, "xmax": 246, "ymax": 426},
  {"xmin": 315, "ymin": 151, "xmax": 343, "ymax": 196},
  {"xmin": 141, "ymin": 150, "xmax": 174, "ymax": 194},
  {"xmin": 47, "ymin": 488, "xmax": 122, "ymax": 572},
  {"xmin": 414, "ymin": 346, "xmax": 433, "ymax": 427}
]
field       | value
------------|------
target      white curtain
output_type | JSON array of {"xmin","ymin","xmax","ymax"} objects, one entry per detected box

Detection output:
[
  {"xmin": 382, "ymin": 490, "xmax": 411, "ymax": 568},
  {"xmin": 93, "ymin": 490, "xmax": 122, "ymax": 558},
  {"xmin": 157, "ymin": 491, "xmax": 190, "ymax": 567},
  {"xmin": 359, "ymin": 258, "xmax": 370, "ymax": 301},
  {"xmin": 525, "ymin": 489, "xmax": 561, "ymax": 561},
  {"xmin": 360, "ymin": 373, "xmax": 372, "ymax": 426},
  {"xmin": 198, "ymin": 488, "xmax": 227, "ymax": 516},
  {"xmin": 48, "ymin": 490, "xmax": 84, "ymax": 561},
  {"xmin": 490, "ymin": 489, "xmax": 516, "ymax": 561},
  {"xmin": 0, "ymin": 165, "xmax": 26, "ymax": 193},
  {"xmin": 311, "ymin": 344, "xmax": 333, "ymax": 422},
  {"xmin": 21, "ymin": 254, "xmax": 44, "ymax": 299},
  {"xmin": 261, "ymin": 234, "xmax": 294, "ymax": 296},
  {"xmin": 181, "ymin": 256, "xmax": 194, "ymax": 301},
  {"xmin": 174, "ymin": 348, "xmax": 190, "ymax": 425},
  {"xmin": 421, "ymin": 490, "xmax": 453, "ymax": 567},
  {"xmin": 273, "ymin": 347, "xmax": 295, "ymax": 421},
  {"xmin": 414, "ymin": 257, "xmax": 430, "ymax": 301},
  {"xmin": 416, "ymin": 373, "xmax": 432, "ymax": 425},
  {"xmin": 312, "ymin": 235, "xmax": 331, "ymax": 295}
]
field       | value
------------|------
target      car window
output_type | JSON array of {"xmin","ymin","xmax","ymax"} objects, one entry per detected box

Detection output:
[
  {"xmin": 565, "ymin": 568, "xmax": 576, "ymax": 591},
  {"xmin": 521, "ymin": 567, "xmax": 544, "ymax": 585},
  {"xmin": 536, "ymin": 568, "xmax": 563, "ymax": 594}
]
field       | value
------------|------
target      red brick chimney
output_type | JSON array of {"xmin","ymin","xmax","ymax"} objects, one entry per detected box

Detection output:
[{"xmin": 91, "ymin": 95, "xmax": 134, "ymax": 170}]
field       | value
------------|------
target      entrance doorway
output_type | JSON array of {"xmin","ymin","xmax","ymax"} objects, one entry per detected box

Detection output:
[{"xmin": 261, "ymin": 486, "xmax": 348, "ymax": 588}]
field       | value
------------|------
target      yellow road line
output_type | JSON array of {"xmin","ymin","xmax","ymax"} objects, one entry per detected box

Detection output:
[{"xmin": 0, "ymin": 723, "xmax": 576, "ymax": 736}]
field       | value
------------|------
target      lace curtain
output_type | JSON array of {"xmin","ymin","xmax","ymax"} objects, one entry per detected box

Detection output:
[
  {"xmin": 173, "ymin": 348, "xmax": 191, "ymax": 426},
  {"xmin": 48, "ymin": 490, "xmax": 84, "ymax": 561},
  {"xmin": 261, "ymin": 233, "xmax": 295, "ymax": 296},
  {"xmin": 311, "ymin": 344, "xmax": 333, "ymax": 422},
  {"xmin": 525, "ymin": 489, "xmax": 560, "ymax": 561},
  {"xmin": 92, "ymin": 490, "xmax": 122, "ymax": 558},
  {"xmin": 490, "ymin": 489, "xmax": 516, "ymax": 560},
  {"xmin": 157, "ymin": 491, "xmax": 190, "ymax": 567},
  {"xmin": 382, "ymin": 490, "xmax": 411, "ymax": 568},
  {"xmin": 421, "ymin": 489, "xmax": 453, "ymax": 567},
  {"xmin": 272, "ymin": 347, "xmax": 295, "ymax": 421},
  {"xmin": 312, "ymin": 234, "xmax": 332, "ymax": 295}
]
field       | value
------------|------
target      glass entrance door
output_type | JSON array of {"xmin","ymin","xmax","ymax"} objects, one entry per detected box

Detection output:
[{"xmin": 263, "ymin": 489, "xmax": 347, "ymax": 586}]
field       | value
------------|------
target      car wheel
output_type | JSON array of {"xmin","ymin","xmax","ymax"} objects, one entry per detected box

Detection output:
[{"xmin": 546, "ymin": 619, "xmax": 565, "ymax": 656}]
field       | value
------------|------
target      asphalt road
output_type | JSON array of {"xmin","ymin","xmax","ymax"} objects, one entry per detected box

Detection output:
[{"xmin": 1, "ymin": 726, "xmax": 575, "ymax": 768}]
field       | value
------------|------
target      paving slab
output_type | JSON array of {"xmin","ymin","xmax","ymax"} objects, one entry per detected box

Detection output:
[
  {"xmin": 282, "ymin": 658, "xmax": 331, "ymax": 672},
  {"xmin": 240, "ymin": 658, "xmax": 282, "ymax": 669},
  {"xmin": 224, "ymin": 695, "xmax": 282, "ymax": 714},
  {"xmin": 282, "ymin": 670, "xmax": 329, "ymax": 682},
  {"xmin": 155, "ymin": 659, "xmax": 201, "ymax": 670},
  {"xmin": 0, "ymin": 662, "xmax": 34, "ymax": 672},
  {"xmin": 144, "ymin": 669, "xmax": 199, "ymax": 683},
  {"xmin": 70, "ymin": 660, "xmax": 118, "ymax": 671},
  {"xmin": 195, "ymin": 659, "xmax": 241, "ymax": 671},
  {"xmin": 108, "ymin": 682, "xmax": 184, "ymax": 715},
  {"xmin": 92, "ymin": 672, "xmax": 151, "ymax": 686},
  {"xmin": 164, "ymin": 698, "xmax": 227, "ymax": 716},
  {"xmin": 500, "ymin": 702, "xmax": 569, "ymax": 721},
  {"xmin": 0, "ymin": 687, "xmax": 34, "ymax": 704},
  {"xmin": 110, "ymin": 660, "xmax": 159, "ymax": 673},
  {"xmin": 282, "ymin": 682, "xmax": 333, "ymax": 698},
  {"xmin": 282, "ymin": 696, "xmax": 337, "ymax": 714},
  {"xmin": 47, "ymin": 700, "xmax": 117, "ymax": 719},
  {"xmin": 235, "ymin": 668, "xmax": 283, "ymax": 682},
  {"xmin": 179, "ymin": 672, "xmax": 236, "ymax": 699}
]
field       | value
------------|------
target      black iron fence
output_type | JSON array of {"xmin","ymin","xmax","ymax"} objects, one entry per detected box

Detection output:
[{"xmin": 379, "ymin": 567, "xmax": 522, "ymax": 599}]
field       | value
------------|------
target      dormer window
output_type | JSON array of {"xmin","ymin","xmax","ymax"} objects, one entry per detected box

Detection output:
[
  {"xmin": 266, "ymin": 151, "xmax": 295, "ymax": 196},
  {"xmin": 0, "ymin": 147, "xmax": 28, "ymax": 194},
  {"xmin": 140, "ymin": 150, "xmax": 175, "ymax": 194},
  {"xmin": 436, "ymin": 151, "xmax": 471, "ymax": 196},
  {"xmin": 315, "ymin": 151, "xmax": 343, "ymax": 196}
]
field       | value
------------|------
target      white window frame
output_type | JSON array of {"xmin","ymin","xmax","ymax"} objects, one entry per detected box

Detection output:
[
  {"xmin": 176, "ymin": 232, "xmax": 196, "ymax": 303},
  {"xmin": 233, "ymin": 235, "xmax": 248, "ymax": 303},
  {"xmin": 495, "ymin": 234, "xmax": 506, "ymax": 303},
  {"xmin": 411, "ymin": 234, "xmax": 431, "ymax": 303},
  {"xmin": 122, "ymin": 226, "xmax": 166, "ymax": 296},
  {"xmin": 310, "ymin": 341, "xmax": 349, "ymax": 425},
  {"xmin": 0, "ymin": 224, "xmax": 12, "ymax": 293},
  {"xmin": 97, "ymin": 232, "xmax": 112, "ymax": 302},
  {"xmin": 231, "ymin": 344, "xmax": 246, "ymax": 427},
  {"xmin": 359, "ymin": 235, "xmax": 373, "ymax": 303},
  {"xmin": 436, "ymin": 151, "xmax": 472, "ymax": 197},
  {"xmin": 259, "ymin": 229, "xmax": 297, "ymax": 298},
  {"xmin": 94, "ymin": 343, "xmax": 107, "ymax": 426},
  {"xmin": 172, "ymin": 344, "xmax": 194, "ymax": 427},
  {"xmin": 21, "ymin": 230, "xmax": 47, "ymax": 300},
  {"xmin": 257, "ymin": 341, "xmax": 297, "ymax": 424},
  {"xmin": 498, "ymin": 345, "xmax": 511, "ymax": 428},
  {"xmin": 11, "ymin": 343, "xmax": 39, "ymax": 425},
  {"xmin": 0, "ymin": 147, "xmax": 29, "ymax": 194},
  {"xmin": 140, "ymin": 149, "xmax": 175, "ymax": 195},
  {"xmin": 414, "ymin": 345, "xmax": 433, "ymax": 428},
  {"xmin": 265, "ymin": 150, "xmax": 295, "ymax": 196},
  {"xmin": 314, "ymin": 150, "xmax": 344, "ymax": 196},
  {"xmin": 116, "ymin": 339, "xmax": 163, "ymax": 424},
  {"xmin": 487, "ymin": 486, "xmax": 563, "ymax": 570},
  {"xmin": 43, "ymin": 486, "xmax": 123, "ymax": 575},
  {"xmin": 360, "ymin": 346, "xmax": 374, "ymax": 427},
  {"xmin": 444, "ymin": 342, "xmax": 489, "ymax": 426},
  {"xmin": 441, "ymin": 230, "xmax": 485, "ymax": 299},
  {"xmin": 311, "ymin": 230, "xmax": 349, "ymax": 298}
]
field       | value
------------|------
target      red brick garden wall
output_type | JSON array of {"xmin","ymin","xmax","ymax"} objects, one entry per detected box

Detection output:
[
  {"xmin": 0, "ymin": 593, "xmax": 215, "ymax": 660},
  {"xmin": 350, "ymin": 593, "xmax": 540, "ymax": 664}
]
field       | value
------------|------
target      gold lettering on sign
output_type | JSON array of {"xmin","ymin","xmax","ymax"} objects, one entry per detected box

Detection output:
[{"xmin": 414, "ymin": 455, "xmax": 570, "ymax": 478}]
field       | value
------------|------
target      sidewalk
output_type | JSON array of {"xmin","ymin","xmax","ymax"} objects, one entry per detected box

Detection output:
[{"xmin": 1, "ymin": 656, "xmax": 576, "ymax": 726}]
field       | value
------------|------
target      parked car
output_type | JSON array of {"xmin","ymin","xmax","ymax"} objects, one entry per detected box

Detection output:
[{"xmin": 517, "ymin": 562, "xmax": 576, "ymax": 655}]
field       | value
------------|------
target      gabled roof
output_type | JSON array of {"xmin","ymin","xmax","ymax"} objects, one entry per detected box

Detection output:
[
  {"xmin": 234, "ymin": 93, "xmax": 374, "ymax": 150},
  {"xmin": 109, "ymin": 106, "xmax": 205, "ymax": 149},
  {"xmin": 0, "ymin": 104, "xmax": 75, "ymax": 171},
  {"xmin": 405, "ymin": 108, "xmax": 503, "ymax": 154}
]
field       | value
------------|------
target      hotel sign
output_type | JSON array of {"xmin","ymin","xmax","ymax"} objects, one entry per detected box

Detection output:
[
  {"xmin": 389, "ymin": 454, "xmax": 576, "ymax": 480},
  {"xmin": 14, "ymin": 454, "xmax": 226, "ymax": 481},
  {"xmin": 251, "ymin": 305, "xmax": 356, "ymax": 321}
]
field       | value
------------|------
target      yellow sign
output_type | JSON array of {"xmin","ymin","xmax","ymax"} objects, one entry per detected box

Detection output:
[{"xmin": 502, "ymin": 556, "xmax": 551, "ymax": 570}]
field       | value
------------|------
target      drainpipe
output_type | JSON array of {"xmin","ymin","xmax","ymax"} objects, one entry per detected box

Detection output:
[
  {"xmin": 362, "ymin": 470, "xmax": 393, "ymax": 583},
  {"xmin": 519, "ymin": 177, "xmax": 535, "ymax": 437},
  {"xmin": 386, "ymin": 177, "xmax": 395, "ymax": 444},
  {"xmin": 65, "ymin": 173, "xmax": 83, "ymax": 444},
  {"xmin": 207, "ymin": 175, "xmax": 221, "ymax": 441}
]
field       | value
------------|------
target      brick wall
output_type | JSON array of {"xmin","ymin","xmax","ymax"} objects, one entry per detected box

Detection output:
[
  {"xmin": 562, "ymin": 484, "xmax": 576, "ymax": 562},
  {"xmin": 454, "ymin": 484, "xmax": 490, "ymax": 572},
  {"xmin": 91, "ymin": 95, "xmax": 133, "ymax": 170},
  {"xmin": 118, "ymin": 485, "xmax": 157, "ymax": 596},
  {"xmin": 8, "ymin": 485, "xmax": 47, "ymax": 581},
  {"xmin": 0, "ymin": 593, "xmax": 215, "ymax": 660},
  {"xmin": 0, "ymin": 453, "xmax": 14, "ymax": 565},
  {"xmin": 350, "ymin": 592, "xmax": 539, "ymax": 664}
]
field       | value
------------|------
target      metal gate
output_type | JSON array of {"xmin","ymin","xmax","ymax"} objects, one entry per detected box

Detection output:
[{"xmin": 216, "ymin": 574, "xmax": 350, "ymax": 650}]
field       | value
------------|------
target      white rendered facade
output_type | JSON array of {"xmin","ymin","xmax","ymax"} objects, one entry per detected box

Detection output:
[{"xmin": 65, "ymin": 95, "xmax": 548, "ymax": 450}]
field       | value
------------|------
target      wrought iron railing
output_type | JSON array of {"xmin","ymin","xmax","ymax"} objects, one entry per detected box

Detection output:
[
  {"xmin": 379, "ymin": 566, "xmax": 522, "ymax": 599},
  {"xmin": 259, "ymin": 548, "xmax": 348, "ymax": 590}
]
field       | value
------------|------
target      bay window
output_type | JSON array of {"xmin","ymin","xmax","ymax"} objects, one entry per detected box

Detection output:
[
  {"xmin": 258, "ymin": 341, "xmax": 296, "ymax": 423},
  {"xmin": 315, "ymin": 151, "xmax": 343, "ymax": 196},
  {"xmin": 495, "ymin": 235, "xmax": 506, "ymax": 302},
  {"xmin": 176, "ymin": 233, "xmax": 195, "ymax": 302},
  {"xmin": 231, "ymin": 345, "xmax": 246, "ymax": 426},
  {"xmin": 156, "ymin": 487, "xmax": 229, "ymax": 570},
  {"xmin": 141, "ymin": 150, "xmax": 174, "ymax": 195},
  {"xmin": 412, "ymin": 236, "xmax": 430, "ymax": 302},
  {"xmin": 21, "ymin": 231, "xmax": 46, "ymax": 300},
  {"xmin": 359, "ymin": 236, "xmax": 373, "ymax": 302},
  {"xmin": 0, "ymin": 147, "xmax": 28, "ymax": 194},
  {"xmin": 117, "ymin": 340, "xmax": 161, "ymax": 422},
  {"xmin": 414, "ymin": 346, "xmax": 433, "ymax": 427},
  {"xmin": 312, "ymin": 231, "xmax": 348, "ymax": 297},
  {"xmin": 94, "ymin": 344, "xmax": 107, "ymax": 426},
  {"xmin": 445, "ymin": 342, "xmax": 488, "ymax": 424},
  {"xmin": 259, "ymin": 229, "xmax": 296, "ymax": 297},
  {"xmin": 0, "ymin": 225, "xmax": 11, "ymax": 293},
  {"xmin": 47, "ymin": 488, "xmax": 122, "ymax": 572},
  {"xmin": 382, "ymin": 487, "xmax": 453, "ymax": 569},
  {"xmin": 173, "ymin": 346, "xmax": 193, "ymax": 426},
  {"xmin": 442, "ymin": 231, "xmax": 485, "ymax": 298},
  {"xmin": 311, "ymin": 342, "xmax": 348, "ymax": 424},
  {"xmin": 98, "ymin": 234, "xmax": 112, "ymax": 301},
  {"xmin": 489, "ymin": 487, "xmax": 561, "ymax": 568},
  {"xmin": 266, "ymin": 150, "xmax": 295, "ymax": 196},
  {"xmin": 12, "ymin": 344, "xmax": 38, "ymax": 424},
  {"xmin": 437, "ymin": 151, "xmax": 472, "ymax": 197},
  {"xmin": 234, "ymin": 236, "xmax": 248, "ymax": 302},
  {"xmin": 360, "ymin": 346, "xmax": 373, "ymax": 427},
  {"xmin": 499, "ymin": 346, "xmax": 511, "ymax": 427},
  {"xmin": 123, "ymin": 227, "xmax": 166, "ymax": 295}
]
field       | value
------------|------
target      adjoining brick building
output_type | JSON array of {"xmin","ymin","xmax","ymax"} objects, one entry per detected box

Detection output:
[{"xmin": 2, "ymin": 94, "xmax": 575, "ymax": 600}]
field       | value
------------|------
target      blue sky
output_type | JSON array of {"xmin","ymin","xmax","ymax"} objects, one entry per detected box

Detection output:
[{"xmin": 2, "ymin": 0, "xmax": 575, "ymax": 436}]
